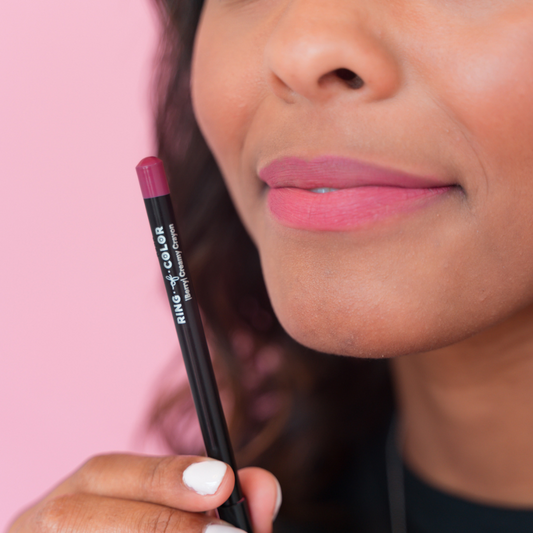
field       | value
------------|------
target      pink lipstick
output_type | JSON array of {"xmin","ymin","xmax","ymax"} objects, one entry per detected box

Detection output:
[{"xmin": 259, "ymin": 156, "xmax": 453, "ymax": 231}]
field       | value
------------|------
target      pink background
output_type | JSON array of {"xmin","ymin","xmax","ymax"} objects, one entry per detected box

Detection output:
[{"xmin": 0, "ymin": 1, "xmax": 178, "ymax": 528}]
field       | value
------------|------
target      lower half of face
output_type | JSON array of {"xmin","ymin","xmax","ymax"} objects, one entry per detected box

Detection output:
[{"xmin": 192, "ymin": 0, "xmax": 533, "ymax": 357}]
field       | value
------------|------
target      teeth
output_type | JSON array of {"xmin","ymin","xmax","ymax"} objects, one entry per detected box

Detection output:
[{"xmin": 310, "ymin": 187, "xmax": 338, "ymax": 193}]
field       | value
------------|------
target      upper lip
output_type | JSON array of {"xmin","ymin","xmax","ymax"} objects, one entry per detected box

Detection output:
[{"xmin": 258, "ymin": 156, "xmax": 451, "ymax": 190}]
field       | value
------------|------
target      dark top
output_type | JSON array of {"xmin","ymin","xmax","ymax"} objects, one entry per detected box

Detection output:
[
  {"xmin": 274, "ymin": 430, "xmax": 533, "ymax": 533},
  {"xmin": 405, "ymin": 466, "xmax": 533, "ymax": 533}
]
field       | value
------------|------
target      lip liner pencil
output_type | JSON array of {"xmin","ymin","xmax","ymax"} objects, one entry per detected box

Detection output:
[{"xmin": 136, "ymin": 156, "xmax": 253, "ymax": 533}]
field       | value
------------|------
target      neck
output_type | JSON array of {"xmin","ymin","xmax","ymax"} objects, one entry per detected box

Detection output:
[{"xmin": 392, "ymin": 304, "xmax": 533, "ymax": 507}]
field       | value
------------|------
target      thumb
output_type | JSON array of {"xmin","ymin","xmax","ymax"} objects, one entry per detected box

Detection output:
[{"xmin": 238, "ymin": 467, "xmax": 282, "ymax": 533}]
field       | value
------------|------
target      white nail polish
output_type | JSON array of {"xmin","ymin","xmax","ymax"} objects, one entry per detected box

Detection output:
[
  {"xmin": 273, "ymin": 477, "xmax": 283, "ymax": 520},
  {"xmin": 204, "ymin": 524, "xmax": 246, "ymax": 533},
  {"xmin": 182, "ymin": 460, "xmax": 227, "ymax": 495}
]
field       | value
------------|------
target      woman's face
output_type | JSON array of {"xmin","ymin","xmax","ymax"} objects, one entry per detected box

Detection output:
[{"xmin": 191, "ymin": 0, "xmax": 533, "ymax": 357}]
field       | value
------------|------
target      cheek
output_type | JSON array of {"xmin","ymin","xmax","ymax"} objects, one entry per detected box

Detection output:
[
  {"xmin": 191, "ymin": 11, "xmax": 264, "ymax": 177},
  {"xmin": 426, "ymin": 16, "xmax": 533, "ymax": 176},
  {"xmin": 432, "ymin": 17, "xmax": 533, "ymax": 279},
  {"xmin": 409, "ymin": 12, "xmax": 533, "ymax": 283}
]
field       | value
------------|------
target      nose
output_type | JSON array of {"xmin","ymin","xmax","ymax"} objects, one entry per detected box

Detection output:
[{"xmin": 264, "ymin": 1, "xmax": 401, "ymax": 103}]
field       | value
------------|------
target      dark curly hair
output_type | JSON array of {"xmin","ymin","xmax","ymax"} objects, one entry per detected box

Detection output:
[{"xmin": 147, "ymin": 0, "xmax": 394, "ymax": 528}]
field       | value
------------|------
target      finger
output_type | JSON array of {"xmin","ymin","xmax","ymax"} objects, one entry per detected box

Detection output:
[
  {"xmin": 34, "ymin": 493, "xmax": 246, "ymax": 533},
  {"xmin": 55, "ymin": 454, "xmax": 235, "ymax": 513},
  {"xmin": 238, "ymin": 468, "xmax": 282, "ymax": 533}
]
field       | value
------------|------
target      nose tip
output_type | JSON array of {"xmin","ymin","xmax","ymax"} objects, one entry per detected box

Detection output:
[{"xmin": 265, "ymin": 6, "xmax": 401, "ymax": 104}]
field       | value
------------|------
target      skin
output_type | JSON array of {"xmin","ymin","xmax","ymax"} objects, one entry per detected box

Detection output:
[
  {"xmin": 191, "ymin": 0, "xmax": 533, "ymax": 509},
  {"xmin": 9, "ymin": 1, "xmax": 533, "ymax": 532},
  {"xmin": 9, "ymin": 455, "xmax": 280, "ymax": 533}
]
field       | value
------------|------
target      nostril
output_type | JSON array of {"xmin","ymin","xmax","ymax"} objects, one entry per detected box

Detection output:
[{"xmin": 334, "ymin": 68, "xmax": 364, "ymax": 89}]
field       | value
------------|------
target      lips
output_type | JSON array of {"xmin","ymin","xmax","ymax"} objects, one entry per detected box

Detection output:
[{"xmin": 258, "ymin": 156, "xmax": 454, "ymax": 231}]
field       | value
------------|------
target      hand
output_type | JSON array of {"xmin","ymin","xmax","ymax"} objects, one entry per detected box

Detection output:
[{"xmin": 8, "ymin": 454, "xmax": 281, "ymax": 533}]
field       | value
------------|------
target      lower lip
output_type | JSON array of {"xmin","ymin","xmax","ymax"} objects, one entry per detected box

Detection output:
[{"xmin": 267, "ymin": 186, "xmax": 452, "ymax": 231}]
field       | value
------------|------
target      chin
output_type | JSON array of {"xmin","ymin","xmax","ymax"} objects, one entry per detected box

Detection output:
[
  {"xmin": 267, "ymin": 288, "xmax": 498, "ymax": 359},
  {"xmin": 276, "ymin": 312, "xmax": 427, "ymax": 359}
]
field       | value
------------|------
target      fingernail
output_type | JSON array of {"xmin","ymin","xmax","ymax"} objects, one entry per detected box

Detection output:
[
  {"xmin": 183, "ymin": 460, "xmax": 227, "ymax": 495},
  {"xmin": 204, "ymin": 524, "xmax": 246, "ymax": 533},
  {"xmin": 273, "ymin": 477, "xmax": 283, "ymax": 520}
]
